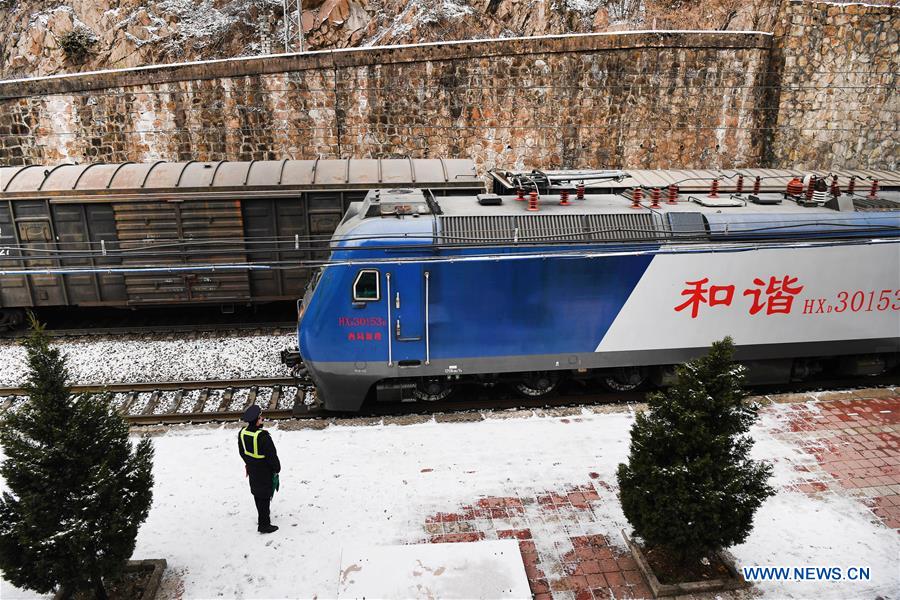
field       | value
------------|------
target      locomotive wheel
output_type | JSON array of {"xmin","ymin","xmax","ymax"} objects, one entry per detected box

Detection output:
[
  {"xmin": 414, "ymin": 378, "xmax": 454, "ymax": 402},
  {"xmin": 514, "ymin": 372, "xmax": 559, "ymax": 398},
  {"xmin": 601, "ymin": 367, "xmax": 647, "ymax": 392}
]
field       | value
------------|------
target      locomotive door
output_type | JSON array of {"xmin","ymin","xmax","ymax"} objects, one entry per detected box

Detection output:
[{"xmin": 388, "ymin": 264, "xmax": 430, "ymax": 367}]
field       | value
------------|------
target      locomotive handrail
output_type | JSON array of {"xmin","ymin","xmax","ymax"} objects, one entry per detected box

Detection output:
[
  {"xmin": 386, "ymin": 272, "xmax": 393, "ymax": 367},
  {"xmin": 424, "ymin": 271, "xmax": 430, "ymax": 366}
]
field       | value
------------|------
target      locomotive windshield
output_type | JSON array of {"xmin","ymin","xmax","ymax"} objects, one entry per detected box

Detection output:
[{"xmin": 352, "ymin": 269, "xmax": 380, "ymax": 301}]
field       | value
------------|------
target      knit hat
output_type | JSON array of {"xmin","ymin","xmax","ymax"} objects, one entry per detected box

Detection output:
[{"xmin": 242, "ymin": 404, "xmax": 262, "ymax": 423}]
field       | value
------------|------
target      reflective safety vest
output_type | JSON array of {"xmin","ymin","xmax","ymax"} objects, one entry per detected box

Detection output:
[{"xmin": 240, "ymin": 428, "xmax": 266, "ymax": 459}]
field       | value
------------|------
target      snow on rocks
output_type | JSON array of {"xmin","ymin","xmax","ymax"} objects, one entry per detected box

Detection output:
[{"xmin": 0, "ymin": 332, "xmax": 294, "ymax": 387}]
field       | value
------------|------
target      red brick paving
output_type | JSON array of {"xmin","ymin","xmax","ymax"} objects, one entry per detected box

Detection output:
[
  {"xmin": 419, "ymin": 392, "xmax": 899, "ymax": 600},
  {"xmin": 779, "ymin": 395, "xmax": 900, "ymax": 531},
  {"xmin": 423, "ymin": 487, "xmax": 651, "ymax": 600}
]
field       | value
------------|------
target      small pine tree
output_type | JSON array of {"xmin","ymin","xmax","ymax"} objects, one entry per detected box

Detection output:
[
  {"xmin": 616, "ymin": 337, "xmax": 774, "ymax": 566},
  {"xmin": 0, "ymin": 317, "xmax": 155, "ymax": 599}
]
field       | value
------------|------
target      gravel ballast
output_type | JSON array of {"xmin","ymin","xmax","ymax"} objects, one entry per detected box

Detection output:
[{"xmin": 0, "ymin": 332, "xmax": 296, "ymax": 386}]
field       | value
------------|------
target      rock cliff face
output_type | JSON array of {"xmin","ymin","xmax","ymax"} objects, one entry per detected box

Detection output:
[{"xmin": 1, "ymin": 0, "xmax": 785, "ymax": 79}]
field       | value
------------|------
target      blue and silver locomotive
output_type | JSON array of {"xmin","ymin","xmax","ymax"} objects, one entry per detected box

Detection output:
[{"xmin": 284, "ymin": 170, "xmax": 900, "ymax": 411}]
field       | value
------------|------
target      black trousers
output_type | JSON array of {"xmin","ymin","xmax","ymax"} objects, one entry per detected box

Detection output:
[{"xmin": 253, "ymin": 493, "xmax": 272, "ymax": 528}]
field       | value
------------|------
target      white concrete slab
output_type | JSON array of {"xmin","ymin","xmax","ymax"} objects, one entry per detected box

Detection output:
[{"xmin": 337, "ymin": 540, "xmax": 531, "ymax": 599}]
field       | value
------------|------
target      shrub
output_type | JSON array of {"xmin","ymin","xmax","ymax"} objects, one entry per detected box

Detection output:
[
  {"xmin": 59, "ymin": 29, "xmax": 96, "ymax": 62},
  {"xmin": 0, "ymin": 317, "xmax": 154, "ymax": 599},
  {"xmin": 616, "ymin": 337, "xmax": 774, "ymax": 565}
]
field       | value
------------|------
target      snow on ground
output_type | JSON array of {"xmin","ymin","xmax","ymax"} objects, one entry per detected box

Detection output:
[
  {"xmin": 733, "ymin": 404, "xmax": 898, "ymax": 598},
  {"xmin": 1, "ymin": 403, "xmax": 897, "ymax": 599},
  {"xmin": 0, "ymin": 333, "xmax": 294, "ymax": 386}
]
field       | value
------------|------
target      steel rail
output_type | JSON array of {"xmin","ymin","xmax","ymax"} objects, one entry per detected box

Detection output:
[{"xmin": 0, "ymin": 377, "xmax": 299, "ymax": 397}]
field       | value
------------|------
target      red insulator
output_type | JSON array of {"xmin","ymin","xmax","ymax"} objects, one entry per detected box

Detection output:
[
  {"xmin": 667, "ymin": 184, "xmax": 679, "ymax": 204},
  {"xmin": 709, "ymin": 178, "xmax": 720, "ymax": 198},
  {"xmin": 805, "ymin": 176, "xmax": 816, "ymax": 203},
  {"xmin": 847, "ymin": 175, "xmax": 856, "ymax": 195},
  {"xmin": 868, "ymin": 179, "xmax": 879, "ymax": 200},
  {"xmin": 559, "ymin": 190, "xmax": 571, "ymax": 206},
  {"xmin": 576, "ymin": 183, "xmax": 586, "ymax": 200},
  {"xmin": 630, "ymin": 188, "xmax": 643, "ymax": 209},
  {"xmin": 650, "ymin": 188, "xmax": 661, "ymax": 208},
  {"xmin": 786, "ymin": 177, "xmax": 804, "ymax": 197},
  {"xmin": 516, "ymin": 188, "xmax": 525, "ymax": 202},
  {"xmin": 736, "ymin": 174, "xmax": 744, "ymax": 195},
  {"xmin": 830, "ymin": 175, "xmax": 840, "ymax": 198},
  {"xmin": 753, "ymin": 176, "xmax": 761, "ymax": 195},
  {"xmin": 527, "ymin": 190, "xmax": 539, "ymax": 212}
]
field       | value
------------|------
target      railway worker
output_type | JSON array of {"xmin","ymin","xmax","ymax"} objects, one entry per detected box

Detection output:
[{"xmin": 238, "ymin": 404, "xmax": 281, "ymax": 534}]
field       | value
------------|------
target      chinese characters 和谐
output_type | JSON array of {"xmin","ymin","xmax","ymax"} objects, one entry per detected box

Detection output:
[{"xmin": 675, "ymin": 276, "xmax": 804, "ymax": 318}]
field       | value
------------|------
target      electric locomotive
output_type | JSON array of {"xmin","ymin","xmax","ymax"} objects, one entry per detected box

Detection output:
[{"xmin": 283, "ymin": 170, "xmax": 900, "ymax": 411}]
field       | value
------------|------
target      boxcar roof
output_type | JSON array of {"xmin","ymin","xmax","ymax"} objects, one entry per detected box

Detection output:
[{"xmin": 0, "ymin": 158, "xmax": 480, "ymax": 197}]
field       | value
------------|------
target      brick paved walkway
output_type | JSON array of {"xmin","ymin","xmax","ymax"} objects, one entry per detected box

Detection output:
[
  {"xmin": 418, "ymin": 392, "xmax": 899, "ymax": 600},
  {"xmin": 775, "ymin": 392, "xmax": 900, "ymax": 530}
]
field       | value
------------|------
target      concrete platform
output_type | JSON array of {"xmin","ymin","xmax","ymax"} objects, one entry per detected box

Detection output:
[{"xmin": 338, "ymin": 540, "xmax": 530, "ymax": 599}]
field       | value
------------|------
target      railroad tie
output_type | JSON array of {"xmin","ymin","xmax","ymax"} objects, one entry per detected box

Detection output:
[
  {"xmin": 217, "ymin": 388, "xmax": 234, "ymax": 412},
  {"xmin": 269, "ymin": 386, "xmax": 281, "ymax": 411},
  {"xmin": 171, "ymin": 390, "xmax": 185, "ymax": 414},
  {"xmin": 191, "ymin": 389, "xmax": 209, "ymax": 413},
  {"xmin": 120, "ymin": 392, "xmax": 137, "ymax": 415},
  {"xmin": 143, "ymin": 391, "xmax": 161, "ymax": 416}
]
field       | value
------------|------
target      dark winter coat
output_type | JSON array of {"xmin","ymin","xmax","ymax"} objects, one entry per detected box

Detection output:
[{"xmin": 238, "ymin": 424, "xmax": 281, "ymax": 497}]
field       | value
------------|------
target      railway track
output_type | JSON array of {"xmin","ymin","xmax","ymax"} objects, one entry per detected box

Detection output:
[
  {"xmin": 0, "ymin": 377, "xmax": 312, "ymax": 425},
  {"xmin": 0, "ymin": 374, "xmax": 896, "ymax": 426}
]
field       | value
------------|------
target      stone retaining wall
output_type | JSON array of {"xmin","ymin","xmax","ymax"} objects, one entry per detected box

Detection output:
[
  {"xmin": 0, "ymin": 32, "xmax": 771, "ymax": 170},
  {"xmin": 766, "ymin": 1, "xmax": 899, "ymax": 170},
  {"xmin": 0, "ymin": 0, "xmax": 897, "ymax": 171}
]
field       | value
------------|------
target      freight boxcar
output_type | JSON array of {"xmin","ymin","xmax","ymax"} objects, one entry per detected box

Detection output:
[{"xmin": 0, "ymin": 159, "xmax": 481, "ymax": 327}]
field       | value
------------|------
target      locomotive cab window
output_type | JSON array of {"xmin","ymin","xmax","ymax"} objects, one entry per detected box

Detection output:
[{"xmin": 352, "ymin": 270, "xmax": 380, "ymax": 302}]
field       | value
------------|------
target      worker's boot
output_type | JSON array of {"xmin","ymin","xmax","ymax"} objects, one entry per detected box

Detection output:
[{"xmin": 258, "ymin": 524, "xmax": 279, "ymax": 534}]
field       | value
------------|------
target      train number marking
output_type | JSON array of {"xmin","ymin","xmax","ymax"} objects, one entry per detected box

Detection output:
[{"xmin": 802, "ymin": 289, "xmax": 900, "ymax": 314}]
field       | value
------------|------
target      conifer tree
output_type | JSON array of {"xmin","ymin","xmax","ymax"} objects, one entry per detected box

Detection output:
[
  {"xmin": 616, "ymin": 337, "xmax": 774, "ymax": 565},
  {"xmin": 0, "ymin": 317, "xmax": 154, "ymax": 599}
]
